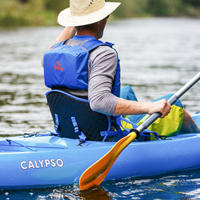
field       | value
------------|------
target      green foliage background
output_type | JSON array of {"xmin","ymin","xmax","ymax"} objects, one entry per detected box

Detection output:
[{"xmin": 0, "ymin": 0, "xmax": 200, "ymax": 27}]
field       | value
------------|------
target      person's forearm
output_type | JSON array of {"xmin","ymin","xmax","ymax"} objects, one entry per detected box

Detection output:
[
  {"xmin": 113, "ymin": 98, "xmax": 149, "ymax": 115},
  {"xmin": 56, "ymin": 27, "xmax": 76, "ymax": 42},
  {"xmin": 113, "ymin": 98, "xmax": 171, "ymax": 118}
]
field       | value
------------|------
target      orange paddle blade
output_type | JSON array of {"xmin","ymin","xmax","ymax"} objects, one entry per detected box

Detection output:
[{"xmin": 79, "ymin": 131, "xmax": 137, "ymax": 190}]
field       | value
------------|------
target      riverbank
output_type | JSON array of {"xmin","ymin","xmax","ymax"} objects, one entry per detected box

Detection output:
[{"xmin": 0, "ymin": 0, "xmax": 200, "ymax": 27}]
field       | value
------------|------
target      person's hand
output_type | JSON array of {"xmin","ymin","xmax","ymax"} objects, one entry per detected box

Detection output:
[{"xmin": 148, "ymin": 99, "xmax": 171, "ymax": 118}]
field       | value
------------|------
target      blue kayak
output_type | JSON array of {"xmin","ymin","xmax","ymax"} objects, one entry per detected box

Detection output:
[{"xmin": 0, "ymin": 113, "xmax": 200, "ymax": 190}]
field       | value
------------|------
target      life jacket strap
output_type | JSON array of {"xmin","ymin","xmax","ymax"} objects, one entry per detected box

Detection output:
[
  {"xmin": 115, "ymin": 116, "xmax": 159, "ymax": 139},
  {"xmin": 100, "ymin": 116, "xmax": 159, "ymax": 142},
  {"xmin": 71, "ymin": 116, "xmax": 87, "ymax": 142},
  {"xmin": 81, "ymin": 38, "xmax": 105, "ymax": 51},
  {"xmin": 54, "ymin": 114, "xmax": 60, "ymax": 136}
]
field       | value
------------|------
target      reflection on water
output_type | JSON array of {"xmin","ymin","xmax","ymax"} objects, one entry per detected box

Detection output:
[
  {"xmin": 0, "ymin": 18, "xmax": 200, "ymax": 199},
  {"xmin": 2, "ymin": 169, "xmax": 200, "ymax": 199}
]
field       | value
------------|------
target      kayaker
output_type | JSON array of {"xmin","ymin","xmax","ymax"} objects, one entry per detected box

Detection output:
[{"xmin": 43, "ymin": 0, "xmax": 200, "ymax": 140}]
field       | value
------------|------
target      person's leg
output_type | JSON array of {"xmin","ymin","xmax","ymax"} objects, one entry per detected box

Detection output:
[
  {"xmin": 120, "ymin": 87, "xmax": 200, "ymax": 135},
  {"xmin": 180, "ymin": 109, "xmax": 200, "ymax": 133}
]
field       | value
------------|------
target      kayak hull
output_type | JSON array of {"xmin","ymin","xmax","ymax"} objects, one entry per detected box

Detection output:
[{"xmin": 1, "ymin": 114, "xmax": 200, "ymax": 190}]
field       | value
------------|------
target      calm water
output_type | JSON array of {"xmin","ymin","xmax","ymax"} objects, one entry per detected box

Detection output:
[{"xmin": 0, "ymin": 18, "xmax": 200, "ymax": 199}]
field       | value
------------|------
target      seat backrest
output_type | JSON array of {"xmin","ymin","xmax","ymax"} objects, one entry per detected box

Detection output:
[{"xmin": 46, "ymin": 90, "xmax": 110, "ymax": 141}]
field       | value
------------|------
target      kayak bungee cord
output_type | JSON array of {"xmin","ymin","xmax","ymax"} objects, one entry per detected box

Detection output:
[
  {"xmin": 6, "ymin": 139, "xmax": 36, "ymax": 152},
  {"xmin": 5, "ymin": 139, "xmax": 68, "ymax": 150}
]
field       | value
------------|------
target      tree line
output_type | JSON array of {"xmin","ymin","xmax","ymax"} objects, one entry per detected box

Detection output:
[
  {"xmin": 0, "ymin": 0, "xmax": 200, "ymax": 27},
  {"xmin": 109, "ymin": 0, "xmax": 200, "ymax": 18}
]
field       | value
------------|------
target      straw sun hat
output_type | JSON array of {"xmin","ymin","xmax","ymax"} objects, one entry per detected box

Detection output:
[{"xmin": 57, "ymin": 0, "xmax": 121, "ymax": 27}]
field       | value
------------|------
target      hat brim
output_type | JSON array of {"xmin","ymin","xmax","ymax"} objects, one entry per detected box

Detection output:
[{"xmin": 57, "ymin": 2, "xmax": 121, "ymax": 27}]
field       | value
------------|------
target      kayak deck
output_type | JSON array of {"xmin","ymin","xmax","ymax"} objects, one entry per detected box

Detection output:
[{"xmin": 0, "ymin": 114, "xmax": 200, "ymax": 190}]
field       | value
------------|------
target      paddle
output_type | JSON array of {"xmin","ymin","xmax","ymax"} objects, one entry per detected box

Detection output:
[{"xmin": 79, "ymin": 72, "xmax": 200, "ymax": 191}]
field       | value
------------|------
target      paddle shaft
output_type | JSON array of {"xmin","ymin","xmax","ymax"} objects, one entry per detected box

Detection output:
[{"xmin": 137, "ymin": 72, "xmax": 200, "ymax": 133}]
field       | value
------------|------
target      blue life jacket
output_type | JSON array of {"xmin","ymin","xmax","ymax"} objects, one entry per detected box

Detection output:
[{"xmin": 43, "ymin": 38, "xmax": 121, "ymax": 97}]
